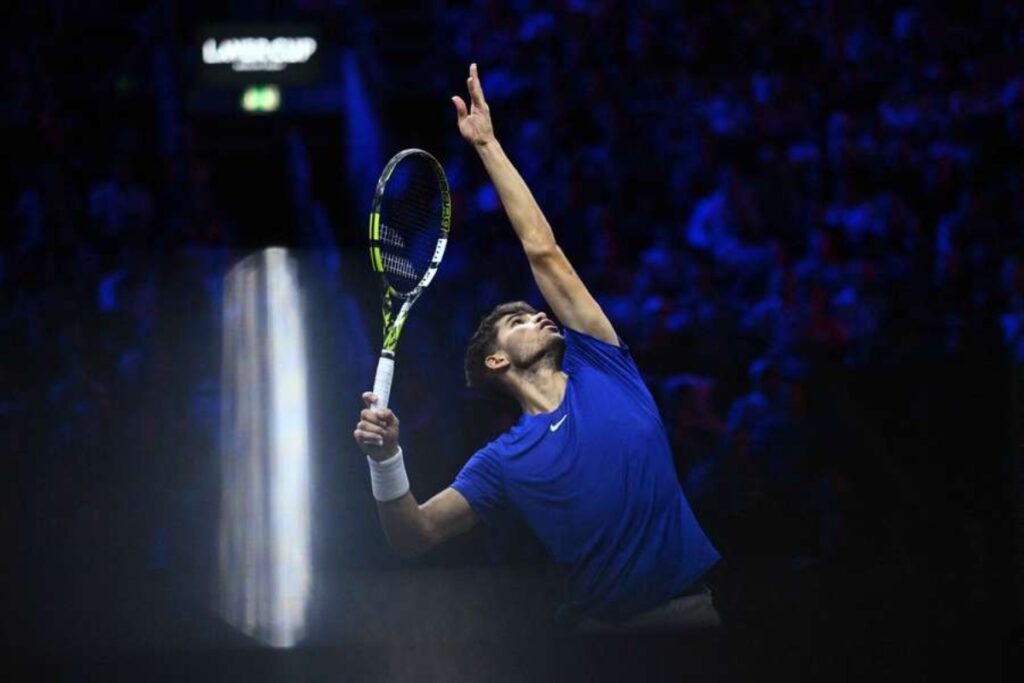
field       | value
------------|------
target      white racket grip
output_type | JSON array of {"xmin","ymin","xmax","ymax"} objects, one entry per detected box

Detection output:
[{"xmin": 371, "ymin": 354, "xmax": 395, "ymax": 410}]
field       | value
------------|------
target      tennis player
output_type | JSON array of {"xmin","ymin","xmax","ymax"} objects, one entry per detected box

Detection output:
[{"xmin": 354, "ymin": 64, "xmax": 722, "ymax": 630}]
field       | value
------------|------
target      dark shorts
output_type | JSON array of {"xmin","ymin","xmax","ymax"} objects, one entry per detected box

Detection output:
[{"xmin": 575, "ymin": 582, "xmax": 723, "ymax": 634}]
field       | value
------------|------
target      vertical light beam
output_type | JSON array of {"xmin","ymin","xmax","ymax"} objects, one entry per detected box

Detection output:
[{"xmin": 217, "ymin": 248, "xmax": 311, "ymax": 648}]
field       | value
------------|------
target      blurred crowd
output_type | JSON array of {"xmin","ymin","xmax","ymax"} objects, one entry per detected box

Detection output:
[
  {"xmin": 2, "ymin": 0, "xmax": 1019, "ymax": 577},
  {"xmin": 1, "ymin": 1, "xmax": 235, "ymax": 585},
  {"xmin": 436, "ymin": 0, "xmax": 1021, "ymax": 562}
]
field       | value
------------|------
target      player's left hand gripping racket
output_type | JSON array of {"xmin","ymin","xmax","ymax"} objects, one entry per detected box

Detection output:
[{"xmin": 368, "ymin": 148, "xmax": 451, "ymax": 410}]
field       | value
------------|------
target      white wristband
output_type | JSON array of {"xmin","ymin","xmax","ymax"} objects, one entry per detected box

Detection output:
[{"xmin": 367, "ymin": 447, "xmax": 410, "ymax": 502}]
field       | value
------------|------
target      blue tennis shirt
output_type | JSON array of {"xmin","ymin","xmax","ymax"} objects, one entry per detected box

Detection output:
[{"xmin": 452, "ymin": 327, "xmax": 721, "ymax": 620}]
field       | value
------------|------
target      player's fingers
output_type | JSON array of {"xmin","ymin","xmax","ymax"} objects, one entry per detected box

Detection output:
[
  {"xmin": 357, "ymin": 420, "xmax": 386, "ymax": 437},
  {"xmin": 354, "ymin": 425, "xmax": 384, "ymax": 441},
  {"xmin": 354, "ymin": 428, "xmax": 384, "ymax": 447},
  {"xmin": 452, "ymin": 95, "xmax": 467, "ymax": 119},
  {"xmin": 362, "ymin": 392, "xmax": 378, "ymax": 408},
  {"xmin": 468, "ymin": 63, "xmax": 486, "ymax": 109},
  {"xmin": 362, "ymin": 408, "xmax": 398, "ymax": 428}
]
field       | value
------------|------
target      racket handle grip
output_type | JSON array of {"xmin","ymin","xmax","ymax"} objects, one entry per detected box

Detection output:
[{"xmin": 371, "ymin": 354, "xmax": 395, "ymax": 410}]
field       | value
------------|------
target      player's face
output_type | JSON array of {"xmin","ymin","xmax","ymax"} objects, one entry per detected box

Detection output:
[{"xmin": 496, "ymin": 310, "xmax": 564, "ymax": 369}]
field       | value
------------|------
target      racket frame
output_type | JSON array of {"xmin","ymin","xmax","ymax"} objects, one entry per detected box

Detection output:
[{"xmin": 367, "ymin": 148, "xmax": 451, "ymax": 409}]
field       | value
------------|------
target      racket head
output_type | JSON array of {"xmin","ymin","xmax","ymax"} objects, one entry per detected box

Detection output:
[{"xmin": 369, "ymin": 149, "xmax": 451, "ymax": 300}]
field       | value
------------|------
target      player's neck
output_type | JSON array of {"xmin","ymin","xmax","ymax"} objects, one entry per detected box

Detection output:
[{"xmin": 512, "ymin": 366, "xmax": 568, "ymax": 416}]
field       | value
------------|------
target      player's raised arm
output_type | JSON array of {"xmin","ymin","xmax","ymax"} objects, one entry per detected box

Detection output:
[{"xmin": 452, "ymin": 63, "xmax": 618, "ymax": 346}]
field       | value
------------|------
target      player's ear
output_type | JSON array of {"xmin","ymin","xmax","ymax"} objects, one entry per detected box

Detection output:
[{"xmin": 485, "ymin": 351, "xmax": 509, "ymax": 372}]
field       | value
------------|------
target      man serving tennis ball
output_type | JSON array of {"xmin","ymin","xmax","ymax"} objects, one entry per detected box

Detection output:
[{"xmin": 354, "ymin": 63, "xmax": 721, "ymax": 629}]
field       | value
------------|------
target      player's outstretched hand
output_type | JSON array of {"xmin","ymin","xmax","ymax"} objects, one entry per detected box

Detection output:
[
  {"xmin": 452, "ymin": 63, "xmax": 495, "ymax": 147},
  {"xmin": 354, "ymin": 392, "xmax": 400, "ymax": 461}
]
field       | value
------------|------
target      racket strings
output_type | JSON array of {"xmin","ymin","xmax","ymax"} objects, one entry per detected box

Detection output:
[{"xmin": 377, "ymin": 160, "xmax": 444, "ymax": 293}]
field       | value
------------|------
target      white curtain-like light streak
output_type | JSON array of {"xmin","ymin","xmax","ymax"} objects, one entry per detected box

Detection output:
[{"xmin": 217, "ymin": 248, "xmax": 311, "ymax": 648}]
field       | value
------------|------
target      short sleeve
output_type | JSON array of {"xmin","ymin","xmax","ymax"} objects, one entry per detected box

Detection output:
[
  {"xmin": 563, "ymin": 327, "xmax": 641, "ymax": 382},
  {"xmin": 562, "ymin": 327, "xmax": 661, "ymax": 415},
  {"xmin": 451, "ymin": 447, "xmax": 508, "ymax": 528}
]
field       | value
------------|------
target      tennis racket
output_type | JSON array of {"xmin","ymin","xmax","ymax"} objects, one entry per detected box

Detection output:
[{"xmin": 368, "ymin": 148, "xmax": 451, "ymax": 410}]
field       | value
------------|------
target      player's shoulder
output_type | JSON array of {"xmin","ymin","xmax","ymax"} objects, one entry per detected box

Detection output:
[
  {"xmin": 563, "ymin": 325, "xmax": 628, "ymax": 353},
  {"xmin": 563, "ymin": 323, "xmax": 623, "ymax": 349},
  {"xmin": 563, "ymin": 326, "xmax": 638, "ymax": 379},
  {"xmin": 488, "ymin": 416, "xmax": 547, "ymax": 456}
]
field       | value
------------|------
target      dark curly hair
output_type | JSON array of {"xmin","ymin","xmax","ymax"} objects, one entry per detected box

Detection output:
[{"xmin": 464, "ymin": 300, "xmax": 537, "ymax": 397}]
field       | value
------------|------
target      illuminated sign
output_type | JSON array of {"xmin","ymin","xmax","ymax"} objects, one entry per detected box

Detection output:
[
  {"xmin": 203, "ymin": 37, "xmax": 317, "ymax": 72},
  {"xmin": 197, "ymin": 24, "xmax": 322, "ymax": 86},
  {"xmin": 241, "ymin": 85, "xmax": 281, "ymax": 113}
]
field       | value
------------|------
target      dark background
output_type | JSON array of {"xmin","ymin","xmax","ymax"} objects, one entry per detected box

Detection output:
[{"xmin": 0, "ymin": 0, "xmax": 1019, "ymax": 680}]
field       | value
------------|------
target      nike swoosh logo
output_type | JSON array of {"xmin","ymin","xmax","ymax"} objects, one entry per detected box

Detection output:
[{"xmin": 550, "ymin": 415, "xmax": 568, "ymax": 432}]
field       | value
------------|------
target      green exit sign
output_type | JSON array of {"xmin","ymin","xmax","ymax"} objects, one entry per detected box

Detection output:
[{"xmin": 241, "ymin": 85, "xmax": 281, "ymax": 113}]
